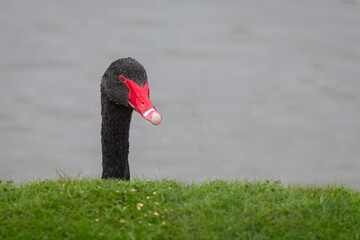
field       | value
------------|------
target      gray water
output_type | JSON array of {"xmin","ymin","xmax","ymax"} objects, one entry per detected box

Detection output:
[{"xmin": 1, "ymin": 0, "xmax": 360, "ymax": 187}]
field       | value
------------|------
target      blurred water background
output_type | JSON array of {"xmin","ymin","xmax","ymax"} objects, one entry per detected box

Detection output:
[{"xmin": 1, "ymin": 0, "xmax": 359, "ymax": 187}]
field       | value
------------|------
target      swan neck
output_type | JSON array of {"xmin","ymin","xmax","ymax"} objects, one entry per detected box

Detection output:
[{"xmin": 101, "ymin": 102, "xmax": 133, "ymax": 180}]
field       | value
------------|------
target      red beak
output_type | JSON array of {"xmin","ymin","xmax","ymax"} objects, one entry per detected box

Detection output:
[{"xmin": 122, "ymin": 77, "xmax": 162, "ymax": 125}]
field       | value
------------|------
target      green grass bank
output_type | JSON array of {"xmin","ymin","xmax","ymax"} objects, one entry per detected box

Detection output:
[{"xmin": 1, "ymin": 178, "xmax": 359, "ymax": 240}]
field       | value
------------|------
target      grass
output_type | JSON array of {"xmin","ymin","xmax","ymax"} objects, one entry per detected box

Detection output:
[{"xmin": 1, "ymin": 177, "xmax": 359, "ymax": 240}]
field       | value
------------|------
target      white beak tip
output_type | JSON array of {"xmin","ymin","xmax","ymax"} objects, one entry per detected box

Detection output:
[{"xmin": 150, "ymin": 112, "xmax": 162, "ymax": 125}]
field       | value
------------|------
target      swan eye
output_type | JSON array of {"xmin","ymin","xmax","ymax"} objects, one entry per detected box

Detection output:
[{"xmin": 119, "ymin": 75, "xmax": 126, "ymax": 82}]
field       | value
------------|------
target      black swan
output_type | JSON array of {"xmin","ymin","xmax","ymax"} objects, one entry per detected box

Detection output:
[{"xmin": 101, "ymin": 58, "xmax": 162, "ymax": 180}]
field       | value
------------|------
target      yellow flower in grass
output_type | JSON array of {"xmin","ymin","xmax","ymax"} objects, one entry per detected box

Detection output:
[{"xmin": 137, "ymin": 203, "xmax": 144, "ymax": 210}]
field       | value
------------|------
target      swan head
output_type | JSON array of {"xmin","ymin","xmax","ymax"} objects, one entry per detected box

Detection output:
[{"xmin": 102, "ymin": 57, "xmax": 162, "ymax": 125}]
